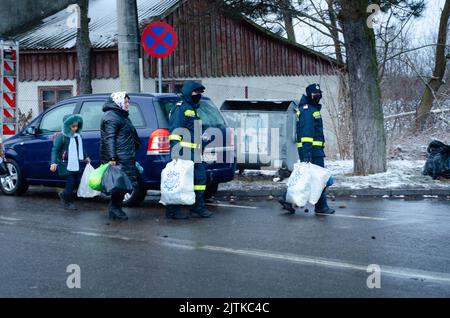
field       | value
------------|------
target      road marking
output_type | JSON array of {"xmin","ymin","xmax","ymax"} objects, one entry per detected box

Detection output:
[
  {"xmin": 71, "ymin": 231, "xmax": 133, "ymax": 241},
  {"xmin": 160, "ymin": 237, "xmax": 450, "ymax": 284},
  {"xmin": 0, "ymin": 221, "xmax": 16, "ymax": 225},
  {"xmin": 0, "ymin": 216, "xmax": 22, "ymax": 221},
  {"xmin": 317, "ymin": 214, "xmax": 387, "ymax": 221},
  {"xmin": 67, "ymin": 231, "xmax": 450, "ymax": 284},
  {"xmin": 207, "ymin": 204, "xmax": 385, "ymax": 219},
  {"xmin": 206, "ymin": 203, "xmax": 258, "ymax": 210}
]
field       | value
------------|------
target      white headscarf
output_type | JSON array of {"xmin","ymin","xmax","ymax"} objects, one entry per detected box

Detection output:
[{"xmin": 111, "ymin": 91, "xmax": 129, "ymax": 111}]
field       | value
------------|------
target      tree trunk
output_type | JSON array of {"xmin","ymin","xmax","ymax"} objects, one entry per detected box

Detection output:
[
  {"xmin": 415, "ymin": 0, "xmax": 450, "ymax": 132},
  {"xmin": 338, "ymin": 0, "xmax": 387, "ymax": 175},
  {"xmin": 283, "ymin": 11, "xmax": 296, "ymax": 42},
  {"xmin": 326, "ymin": 0, "xmax": 344, "ymax": 65},
  {"xmin": 278, "ymin": 0, "xmax": 296, "ymax": 42},
  {"xmin": 76, "ymin": 0, "xmax": 92, "ymax": 94}
]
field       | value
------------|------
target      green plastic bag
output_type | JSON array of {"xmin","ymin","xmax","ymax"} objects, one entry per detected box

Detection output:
[{"xmin": 88, "ymin": 163, "xmax": 110, "ymax": 191}]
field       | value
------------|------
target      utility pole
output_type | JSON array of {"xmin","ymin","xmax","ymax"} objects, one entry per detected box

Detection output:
[
  {"xmin": 117, "ymin": 0, "xmax": 140, "ymax": 93},
  {"xmin": 76, "ymin": 0, "xmax": 92, "ymax": 94}
]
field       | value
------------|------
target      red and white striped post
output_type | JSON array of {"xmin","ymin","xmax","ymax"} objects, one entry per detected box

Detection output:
[{"xmin": 0, "ymin": 40, "xmax": 19, "ymax": 140}]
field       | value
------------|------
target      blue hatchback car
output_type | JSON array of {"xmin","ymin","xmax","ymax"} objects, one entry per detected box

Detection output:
[{"xmin": 0, "ymin": 93, "xmax": 236, "ymax": 206}]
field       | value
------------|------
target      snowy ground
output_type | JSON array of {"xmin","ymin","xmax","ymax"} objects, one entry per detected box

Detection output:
[{"xmin": 219, "ymin": 160, "xmax": 450, "ymax": 191}]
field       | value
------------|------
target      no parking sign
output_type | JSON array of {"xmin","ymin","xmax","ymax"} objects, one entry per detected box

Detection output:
[
  {"xmin": 141, "ymin": 22, "xmax": 178, "ymax": 93},
  {"xmin": 141, "ymin": 22, "xmax": 178, "ymax": 58}
]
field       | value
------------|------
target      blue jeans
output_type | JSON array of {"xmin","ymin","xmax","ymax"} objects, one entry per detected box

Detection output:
[{"xmin": 63, "ymin": 173, "xmax": 81, "ymax": 201}]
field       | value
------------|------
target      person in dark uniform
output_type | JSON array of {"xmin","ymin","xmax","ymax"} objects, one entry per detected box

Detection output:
[
  {"xmin": 279, "ymin": 83, "xmax": 335, "ymax": 215},
  {"xmin": 166, "ymin": 80, "xmax": 213, "ymax": 220}
]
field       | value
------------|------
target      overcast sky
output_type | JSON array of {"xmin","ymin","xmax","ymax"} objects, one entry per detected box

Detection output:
[
  {"xmin": 293, "ymin": 0, "xmax": 447, "ymax": 57},
  {"xmin": 413, "ymin": 0, "xmax": 446, "ymax": 40}
]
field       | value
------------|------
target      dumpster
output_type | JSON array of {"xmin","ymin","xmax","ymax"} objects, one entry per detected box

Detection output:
[{"xmin": 220, "ymin": 99, "xmax": 298, "ymax": 175}]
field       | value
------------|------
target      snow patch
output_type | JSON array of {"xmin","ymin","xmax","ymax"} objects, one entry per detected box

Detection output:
[{"xmin": 219, "ymin": 160, "xmax": 450, "ymax": 191}]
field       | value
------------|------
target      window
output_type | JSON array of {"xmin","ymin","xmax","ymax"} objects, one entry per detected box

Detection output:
[
  {"xmin": 39, "ymin": 86, "xmax": 73, "ymax": 112},
  {"xmin": 197, "ymin": 100, "xmax": 227, "ymax": 129},
  {"xmin": 39, "ymin": 103, "xmax": 77, "ymax": 134},
  {"xmin": 158, "ymin": 98, "xmax": 226, "ymax": 129},
  {"xmin": 79, "ymin": 101, "xmax": 145, "ymax": 131},
  {"xmin": 158, "ymin": 80, "xmax": 195, "ymax": 94}
]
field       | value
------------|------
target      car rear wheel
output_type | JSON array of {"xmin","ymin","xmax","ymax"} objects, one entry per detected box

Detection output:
[{"xmin": 0, "ymin": 159, "xmax": 29, "ymax": 195}]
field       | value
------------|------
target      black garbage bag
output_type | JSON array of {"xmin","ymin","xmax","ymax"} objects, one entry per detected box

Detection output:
[
  {"xmin": 102, "ymin": 165, "xmax": 133, "ymax": 195},
  {"xmin": 423, "ymin": 140, "xmax": 450, "ymax": 179}
]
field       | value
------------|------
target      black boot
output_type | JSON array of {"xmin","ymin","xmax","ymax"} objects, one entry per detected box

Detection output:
[
  {"xmin": 191, "ymin": 209, "xmax": 213, "ymax": 218},
  {"xmin": 190, "ymin": 189, "xmax": 212, "ymax": 218},
  {"xmin": 315, "ymin": 207, "xmax": 335, "ymax": 215},
  {"xmin": 278, "ymin": 196, "xmax": 295, "ymax": 214},
  {"xmin": 108, "ymin": 202, "xmax": 128, "ymax": 221},
  {"xmin": 166, "ymin": 206, "xmax": 189, "ymax": 220},
  {"xmin": 171, "ymin": 210, "xmax": 190, "ymax": 220},
  {"xmin": 59, "ymin": 192, "xmax": 77, "ymax": 211}
]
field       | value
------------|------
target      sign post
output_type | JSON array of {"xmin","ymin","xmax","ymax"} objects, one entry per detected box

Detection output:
[{"xmin": 141, "ymin": 22, "xmax": 178, "ymax": 93}]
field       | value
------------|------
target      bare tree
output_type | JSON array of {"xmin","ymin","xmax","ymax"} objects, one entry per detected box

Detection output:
[
  {"xmin": 415, "ymin": 0, "xmax": 450, "ymax": 132},
  {"xmin": 217, "ymin": 0, "xmax": 300, "ymax": 41},
  {"xmin": 219, "ymin": 0, "xmax": 426, "ymax": 173}
]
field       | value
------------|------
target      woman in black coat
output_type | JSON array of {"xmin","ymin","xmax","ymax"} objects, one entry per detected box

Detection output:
[{"xmin": 100, "ymin": 92, "xmax": 141, "ymax": 220}]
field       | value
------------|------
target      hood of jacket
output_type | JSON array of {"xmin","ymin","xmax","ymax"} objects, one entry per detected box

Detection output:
[
  {"xmin": 62, "ymin": 114, "xmax": 83, "ymax": 137},
  {"xmin": 181, "ymin": 81, "xmax": 205, "ymax": 106},
  {"xmin": 299, "ymin": 94, "xmax": 322, "ymax": 110},
  {"xmin": 102, "ymin": 97, "xmax": 129, "ymax": 117}
]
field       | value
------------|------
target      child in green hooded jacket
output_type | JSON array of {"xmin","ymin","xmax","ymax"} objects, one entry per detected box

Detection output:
[{"xmin": 50, "ymin": 114, "xmax": 90, "ymax": 210}]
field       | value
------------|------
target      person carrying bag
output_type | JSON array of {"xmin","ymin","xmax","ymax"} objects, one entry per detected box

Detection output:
[
  {"xmin": 50, "ymin": 114, "xmax": 90, "ymax": 211},
  {"xmin": 100, "ymin": 92, "xmax": 141, "ymax": 221}
]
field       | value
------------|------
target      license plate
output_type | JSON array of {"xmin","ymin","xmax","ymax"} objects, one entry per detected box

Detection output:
[{"xmin": 203, "ymin": 152, "xmax": 217, "ymax": 163}]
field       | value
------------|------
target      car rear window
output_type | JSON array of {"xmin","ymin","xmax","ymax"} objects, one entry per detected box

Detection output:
[{"xmin": 158, "ymin": 98, "xmax": 227, "ymax": 129}]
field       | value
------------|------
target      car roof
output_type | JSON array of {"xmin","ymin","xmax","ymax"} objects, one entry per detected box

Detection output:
[{"xmin": 61, "ymin": 93, "xmax": 211, "ymax": 103}]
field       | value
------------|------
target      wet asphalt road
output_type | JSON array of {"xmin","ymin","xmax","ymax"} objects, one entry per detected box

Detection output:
[{"xmin": 0, "ymin": 186, "xmax": 450, "ymax": 298}]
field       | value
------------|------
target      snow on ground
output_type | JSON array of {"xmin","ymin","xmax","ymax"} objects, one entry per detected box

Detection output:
[
  {"xmin": 219, "ymin": 160, "xmax": 450, "ymax": 191},
  {"xmin": 330, "ymin": 160, "xmax": 449, "ymax": 189}
]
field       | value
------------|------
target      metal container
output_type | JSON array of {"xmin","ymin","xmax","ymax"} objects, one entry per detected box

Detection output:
[{"xmin": 220, "ymin": 99, "xmax": 298, "ymax": 174}]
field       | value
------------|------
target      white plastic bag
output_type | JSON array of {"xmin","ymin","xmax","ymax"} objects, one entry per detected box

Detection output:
[
  {"xmin": 286, "ymin": 162, "xmax": 311, "ymax": 207},
  {"xmin": 77, "ymin": 163, "xmax": 101, "ymax": 198},
  {"xmin": 159, "ymin": 159, "xmax": 195, "ymax": 206},
  {"xmin": 308, "ymin": 163, "xmax": 331, "ymax": 205}
]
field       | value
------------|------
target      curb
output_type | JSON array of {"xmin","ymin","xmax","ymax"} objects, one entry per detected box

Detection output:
[{"xmin": 214, "ymin": 187, "xmax": 450, "ymax": 198}]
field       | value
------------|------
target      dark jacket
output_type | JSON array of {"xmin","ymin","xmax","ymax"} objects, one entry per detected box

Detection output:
[
  {"xmin": 100, "ymin": 98, "xmax": 141, "ymax": 184},
  {"xmin": 51, "ymin": 114, "xmax": 87, "ymax": 177},
  {"xmin": 296, "ymin": 95, "xmax": 325, "ymax": 160},
  {"xmin": 168, "ymin": 81, "xmax": 205, "ymax": 161}
]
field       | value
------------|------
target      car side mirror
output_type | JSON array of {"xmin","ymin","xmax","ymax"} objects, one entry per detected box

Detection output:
[{"xmin": 25, "ymin": 126, "xmax": 37, "ymax": 135}]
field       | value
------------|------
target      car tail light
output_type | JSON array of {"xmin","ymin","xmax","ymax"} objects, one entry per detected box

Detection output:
[{"xmin": 147, "ymin": 128, "xmax": 170, "ymax": 155}]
